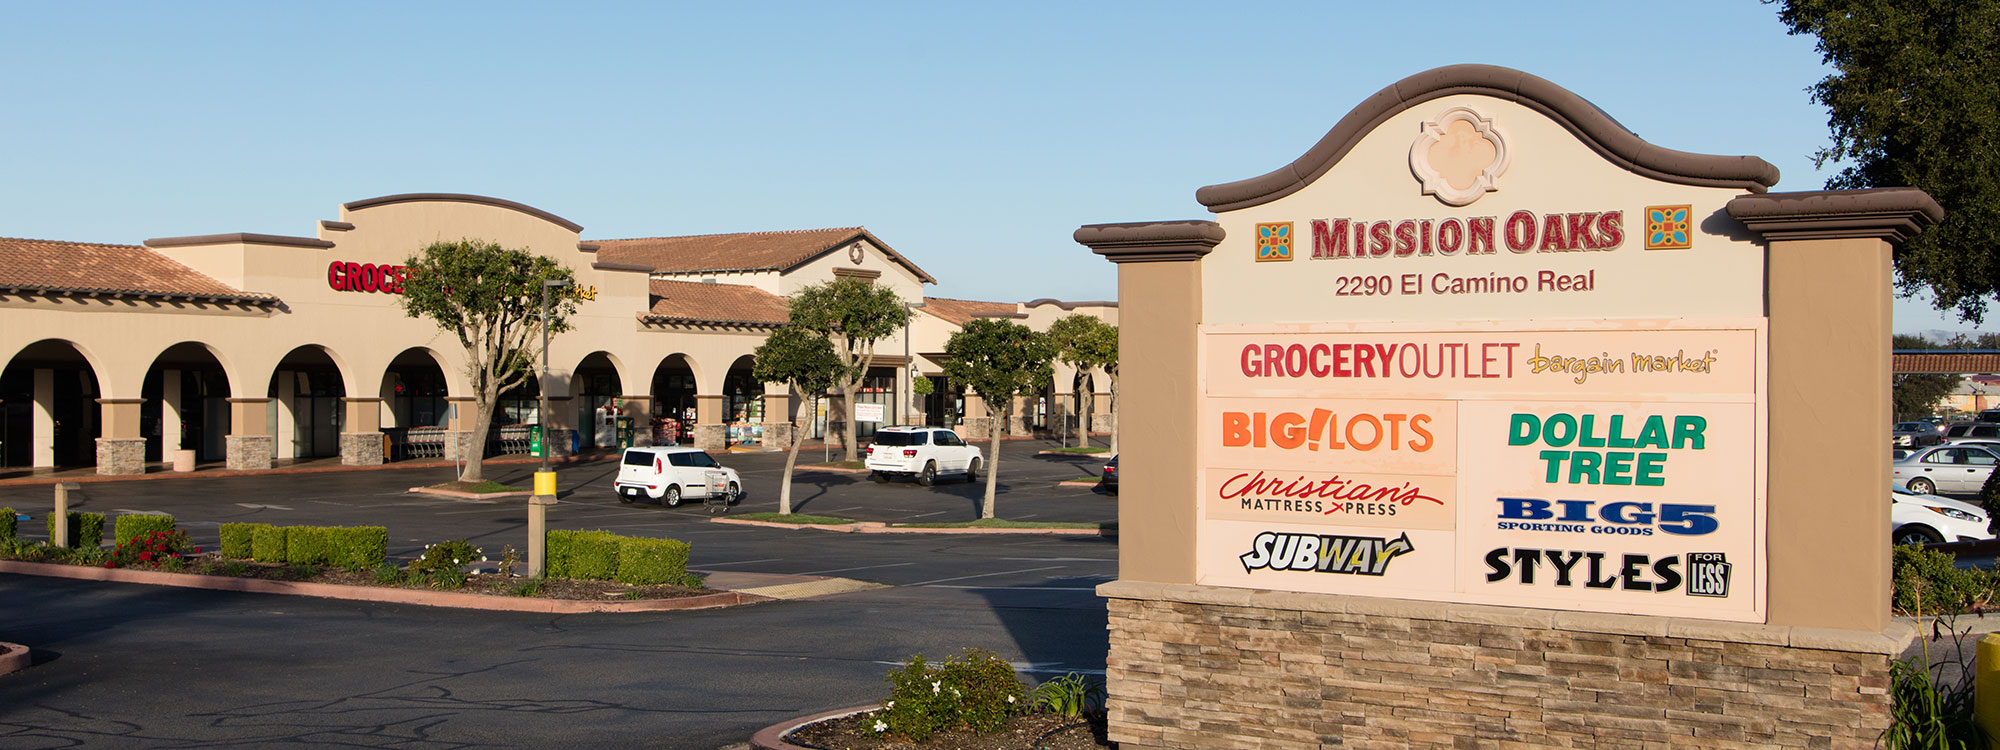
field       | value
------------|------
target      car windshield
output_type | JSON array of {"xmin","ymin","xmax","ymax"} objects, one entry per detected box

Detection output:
[{"xmin": 873, "ymin": 432, "xmax": 927, "ymax": 446}]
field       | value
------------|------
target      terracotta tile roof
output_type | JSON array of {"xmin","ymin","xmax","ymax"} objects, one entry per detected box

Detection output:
[
  {"xmin": 1894, "ymin": 352, "xmax": 2000, "ymax": 374},
  {"xmin": 0, "ymin": 236, "xmax": 277, "ymax": 303},
  {"xmin": 642, "ymin": 279, "xmax": 791, "ymax": 327},
  {"xmin": 591, "ymin": 226, "xmax": 937, "ymax": 283},
  {"xmin": 920, "ymin": 297, "xmax": 1021, "ymax": 326}
]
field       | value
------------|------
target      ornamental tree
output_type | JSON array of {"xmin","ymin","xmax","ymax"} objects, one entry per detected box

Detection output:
[
  {"xmin": 943, "ymin": 319, "xmax": 1055, "ymax": 518},
  {"xmin": 1047, "ymin": 314, "xmax": 1119, "ymax": 450},
  {"xmin": 787, "ymin": 278, "xmax": 910, "ymax": 463},
  {"xmin": 752, "ymin": 326, "xmax": 844, "ymax": 515},
  {"xmin": 1775, "ymin": 0, "xmax": 2000, "ymax": 323},
  {"xmin": 398, "ymin": 239, "xmax": 578, "ymax": 483}
]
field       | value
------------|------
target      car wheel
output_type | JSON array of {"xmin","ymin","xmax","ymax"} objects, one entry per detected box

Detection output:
[
  {"xmin": 965, "ymin": 458, "xmax": 981, "ymax": 483},
  {"xmin": 870, "ymin": 471, "xmax": 889, "ymax": 483},
  {"xmin": 1105, "ymin": 484, "xmax": 1118, "ymax": 495},
  {"xmin": 1894, "ymin": 525, "xmax": 1945, "ymax": 546},
  {"xmin": 727, "ymin": 482, "xmax": 741, "ymax": 505},
  {"xmin": 918, "ymin": 461, "xmax": 937, "ymax": 487},
  {"xmin": 1908, "ymin": 478, "xmax": 1936, "ymax": 495},
  {"xmin": 663, "ymin": 485, "xmax": 682, "ymax": 507}
]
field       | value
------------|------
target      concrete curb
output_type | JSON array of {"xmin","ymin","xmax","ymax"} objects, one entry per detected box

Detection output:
[
  {"xmin": 708, "ymin": 517, "xmax": 1114, "ymax": 537},
  {"xmin": 1037, "ymin": 450, "xmax": 1111, "ymax": 457},
  {"xmin": 751, "ymin": 704, "xmax": 879, "ymax": 750},
  {"xmin": 406, "ymin": 486, "xmax": 534, "ymax": 500},
  {"xmin": 1057, "ymin": 479, "xmax": 1101, "ymax": 487},
  {"xmin": 0, "ymin": 560, "xmax": 764, "ymax": 614},
  {"xmin": 0, "ymin": 641, "xmax": 30, "ymax": 676},
  {"xmin": 792, "ymin": 464, "xmax": 868, "ymax": 474},
  {"xmin": 0, "ymin": 453, "xmax": 613, "ymax": 487}
]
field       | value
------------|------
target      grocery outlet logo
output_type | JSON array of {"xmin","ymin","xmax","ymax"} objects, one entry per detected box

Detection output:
[{"xmin": 1238, "ymin": 531, "xmax": 1414, "ymax": 576}]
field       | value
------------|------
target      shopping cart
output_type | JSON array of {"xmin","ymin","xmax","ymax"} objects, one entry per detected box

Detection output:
[{"xmin": 701, "ymin": 469, "xmax": 730, "ymax": 514}]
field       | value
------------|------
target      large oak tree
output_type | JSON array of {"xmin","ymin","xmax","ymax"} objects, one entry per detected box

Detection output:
[
  {"xmin": 943, "ymin": 319, "xmax": 1055, "ymax": 519},
  {"xmin": 787, "ymin": 278, "xmax": 909, "ymax": 463},
  {"xmin": 1776, "ymin": 0, "xmax": 2000, "ymax": 322}
]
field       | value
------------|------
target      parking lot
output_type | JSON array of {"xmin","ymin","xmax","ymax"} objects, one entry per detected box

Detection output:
[{"xmin": 0, "ymin": 439, "xmax": 1121, "ymax": 748}]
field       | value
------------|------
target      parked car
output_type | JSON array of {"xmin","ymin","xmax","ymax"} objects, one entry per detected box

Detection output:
[
  {"xmin": 1894, "ymin": 422, "xmax": 1944, "ymax": 447},
  {"xmin": 1944, "ymin": 422, "xmax": 2000, "ymax": 443},
  {"xmin": 1891, "ymin": 443, "xmax": 2000, "ymax": 495},
  {"xmin": 1892, "ymin": 486, "xmax": 1993, "ymax": 545},
  {"xmin": 864, "ymin": 426, "xmax": 981, "ymax": 485},
  {"xmin": 614, "ymin": 446, "xmax": 741, "ymax": 507},
  {"xmin": 1101, "ymin": 454, "xmax": 1118, "ymax": 494}
]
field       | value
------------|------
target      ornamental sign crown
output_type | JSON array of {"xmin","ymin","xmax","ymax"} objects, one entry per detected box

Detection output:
[{"xmin": 1408, "ymin": 106, "xmax": 1510, "ymax": 207}]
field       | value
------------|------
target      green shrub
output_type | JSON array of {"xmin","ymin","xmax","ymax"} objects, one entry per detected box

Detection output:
[
  {"xmin": 46, "ymin": 512, "xmax": 104, "ymax": 548},
  {"xmin": 371, "ymin": 563, "xmax": 401, "ymax": 584},
  {"xmin": 614, "ymin": 536, "xmax": 691, "ymax": 585},
  {"xmin": 110, "ymin": 529, "xmax": 198, "ymax": 569},
  {"xmin": 1893, "ymin": 544, "xmax": 2000, "ymax": 616},
  {"xmin": 408, "ymin": 539, "xmax": 482, "ymax": 576},
  {"xmin": 1030, "ymin": 673, "xmax": 1103, "ymax": 719},
  {"xmin": 218, "ymin": 523, "xmax": 265, "ymax": 559},
  {"xmin": 879, "ymin": 648, "xmax": 1027, "ymax": 741},
  {"xmin": 115, "ymin": 514, "xmax": 176, "ymax": 547},
  {"xmin": 250, "ymin": 525, "xmax": 288, "ymax": 563},
  {"xmin": 1980, "ymin": 469, "xmax": 2000, "ymax": 534},
  {"xmin": 547, "ymin": 530, "xmax": 620, "ymax": 581},
  {"xmin": 0, "ymin": 507, "xmax": 16, "ymax": 540},
  {"xmin": 284, "ymin": 526, "xmax": 389, "ymax": 570}
]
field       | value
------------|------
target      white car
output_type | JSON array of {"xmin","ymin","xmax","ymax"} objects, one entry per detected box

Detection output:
[
  {"xmin": 1893, "ymin": 487, "xmax": 1992, "ymax": 545},
  {"xmin": 864, "ymin": 426, "xmax": 982, "ymax": 486},
  {"xmin": 614, "ymin": 447, "xmax": 741, "ymax": 507},
  {"xmin": 1892, "ymin": 443, "xmax": 2000, "ymax": 495}
]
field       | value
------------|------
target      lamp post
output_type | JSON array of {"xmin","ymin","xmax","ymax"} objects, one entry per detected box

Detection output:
[{"xmin": 531, "ymin": 278, "xmax": 572, "ymax": 577}]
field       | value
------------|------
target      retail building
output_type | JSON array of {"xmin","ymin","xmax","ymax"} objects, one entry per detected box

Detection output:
[{"xmin": 0, "ymin": 193, "xmax": 1113, "ymax": 474}]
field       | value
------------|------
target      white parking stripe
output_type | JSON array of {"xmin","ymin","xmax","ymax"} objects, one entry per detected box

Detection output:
[
  {"xmin": 908, "ymin": 565, "xmax": 1064, "ymax": 586},
  {"xmin": 796, "ymin": 562, "xmax": 915, "ymax": 575}
]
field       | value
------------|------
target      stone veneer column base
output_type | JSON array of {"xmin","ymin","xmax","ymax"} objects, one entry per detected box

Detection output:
[
  {"xmin": 545, "ymin": 428, "xmax": 575, "ymax": 458},
  {"xmin": 339, "ymin": 432, "xmax": 384, "ymax": 466},
  {"xmin": 960, "ymin": 417, "xmax": 995, "ymax": 441},
  {"xmin": 1007, "ymin": 415, "xmax": 1029, "ymax": 437},
  {"xmin": 1099, "ymin": 581, "xmax": 1910, "ymax": 750},
  {"xmin": 760, "ymin": 422, "xmax": 793, "ymax": 450},
  {"xmin": 693, "ymin": 425, "xmax": 726, "ymax": 452},
  {"xmin": 94, "ymin": 438, "xmax": 146, "ymax": 475},
  {"xmin": 226, "ymin": 436, "xmax": 274, "ymax": 471},
  {"xmin": 442, "ymin": 431, "xmax": 477, "ymax": 462}
]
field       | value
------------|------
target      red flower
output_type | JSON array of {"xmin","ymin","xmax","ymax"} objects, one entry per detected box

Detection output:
[
  {"xmin": 139, "ymin": 552, "xmax": 153, "ymax": 561},
  {"xmin": 103, "ymin": 562, "xmax": 115, "ymax": 568},
  {"xmin": 192, "ymin": 548, "xmax": 203, "ymax": 554}
]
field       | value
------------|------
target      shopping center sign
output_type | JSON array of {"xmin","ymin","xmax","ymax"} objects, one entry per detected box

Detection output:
[{"xmin": 1192, "ymin": 101, "xmax": 1767, "ymax": 622}]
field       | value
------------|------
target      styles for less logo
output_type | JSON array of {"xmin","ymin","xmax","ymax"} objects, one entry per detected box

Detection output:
[
  {"xmin": 1483, "ymin": 548, "xmax": 1731, "ymax": 597},
  {"xmin": 1239, "ymin": 531, "xmax": 1413, "ymax": 576}
]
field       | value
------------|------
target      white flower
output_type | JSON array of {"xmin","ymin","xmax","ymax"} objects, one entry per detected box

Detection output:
[
  {"xmin": 1006, "ymin": 695, "xmax": 1015, "ymax": 704},
  {"xmin": 886, "ymin": 701, "xmax": 894, "ymax": 708},
  {"xmin": 872, "ymin": 720, "xmax": 887, "ymax": 733},
  {"xmin": 481, "ymin": 556, "xmax": 489, "ymax": 562},
  {"xmin": 951, "ymin": 688, "xmax": 960, "ymax": 697},
  {"xmin": 931, "ymin": 681, "xmax": 941, "ymax": 693}
]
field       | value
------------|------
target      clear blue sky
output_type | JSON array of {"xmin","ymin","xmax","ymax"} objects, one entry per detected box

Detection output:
[{"xmin": 0, "ymin": 1, "xmax": 1982, "ymax": 335}]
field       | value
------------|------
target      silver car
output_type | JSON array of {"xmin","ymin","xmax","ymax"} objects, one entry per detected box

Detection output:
[{"xmin": 1892, "ymin": 444, "xmax": 2000, "ymax": 495}]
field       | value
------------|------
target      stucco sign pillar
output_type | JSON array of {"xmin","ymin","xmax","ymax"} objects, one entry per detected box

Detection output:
[{"xmin": 1078, "ymin": 64, "xmax": 1939, "ymax": 748}]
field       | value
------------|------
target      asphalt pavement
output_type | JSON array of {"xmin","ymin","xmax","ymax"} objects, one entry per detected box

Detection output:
[{"xmin": 0, "ymin": 438, "xmax": 1120, "ymax": 749}]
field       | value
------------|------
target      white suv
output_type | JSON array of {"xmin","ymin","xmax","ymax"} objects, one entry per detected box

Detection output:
[
  {"xmin": 615, "ymin": 447, "xmax": 741, "ymax": 507},
  {"xmin": 864, "ymin": 426, "xmax": 982, "ymax": 486}
]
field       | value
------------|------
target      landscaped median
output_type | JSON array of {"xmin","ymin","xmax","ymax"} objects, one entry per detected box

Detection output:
[
  {"xmin": 715, "ymin": 513, "xmax": 1116, "ymax": 536},
  {"xmin": 0, "ymin": 511, "xmax": 759, "ymax": 614}
]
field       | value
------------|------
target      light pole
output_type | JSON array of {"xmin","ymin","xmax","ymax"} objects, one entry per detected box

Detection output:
[{"xmin": 531, "ymin": 278, "xmax": 572, "ymax": 578}]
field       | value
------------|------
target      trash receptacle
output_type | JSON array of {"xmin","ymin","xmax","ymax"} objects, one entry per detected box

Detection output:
[{"xmin": 172, "ymin": 449, "xmax": 196, "ymax": 473}]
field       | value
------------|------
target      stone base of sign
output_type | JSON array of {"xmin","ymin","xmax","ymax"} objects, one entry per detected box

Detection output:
[
  {"xmin": 693, "ymin": 424, "xmax": 726, "ymax": 452},
  {"xmin": 761, "ymin": 422, "xmax": 793, "ymax": 450},
  {"xmin": 338, "ymin": 432, "xmax": 384, "ymax": 466},
  {"xmin": 94, "ymin": 438, "xmax": 145, "ymax": 476},
  {"xmin": 226, "ymin": 436, "xmax": 273, "ymax": 471},
  {"xmin": 1099, "ymin": 581, "xmax": 1909, "ymax": 749}
]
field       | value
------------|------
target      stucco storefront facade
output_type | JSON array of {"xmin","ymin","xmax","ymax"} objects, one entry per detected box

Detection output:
[{"xmin": 1, "ymin": 193, "xmax": 1113, "ymax": 474}]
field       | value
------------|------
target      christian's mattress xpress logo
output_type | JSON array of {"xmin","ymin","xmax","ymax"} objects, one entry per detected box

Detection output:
[{"xmin": 1238, "ymin": 531, "xmax": 1414, "ymax": 575}]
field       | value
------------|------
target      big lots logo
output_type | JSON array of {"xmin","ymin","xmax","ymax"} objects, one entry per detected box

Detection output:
[{"xmin": 328, "ymin": 261, "xmax": 409, "ymax": 294}]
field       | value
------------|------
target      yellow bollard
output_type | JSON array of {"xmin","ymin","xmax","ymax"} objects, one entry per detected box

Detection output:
[
  {"xmin": 533, "ymin": 471, "xmax": 558, "ymax": 497},
  {"xmin": 1978, "ymin": 633, "xmax": 2000, "ymax": 740}
]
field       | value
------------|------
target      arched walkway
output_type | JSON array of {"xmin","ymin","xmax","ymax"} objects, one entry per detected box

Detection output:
[
  {"xmin": 722, "ymin": 355, "xmax": 764, "ymax": 446},
  {"xmin": 266, "ymin": 345, "xmax": 349, "ymax": 460},
  {"xmin": 382, "ymin": 348, "xmax": 451, "ymax": 460},
  {"xmin": 573, "ymin": 351, "xmax": 624, "ymax": 451},
  {"xmin": 141, "ymin": 342, "xmax": 233, "ymax": 465},
  {"xmin": 650, "ymin": 354, "xmax": 700, "ymax": 445},
  {"xmin": 1, "ymin": 340, "xmax": 104, "ymax": 470}
]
